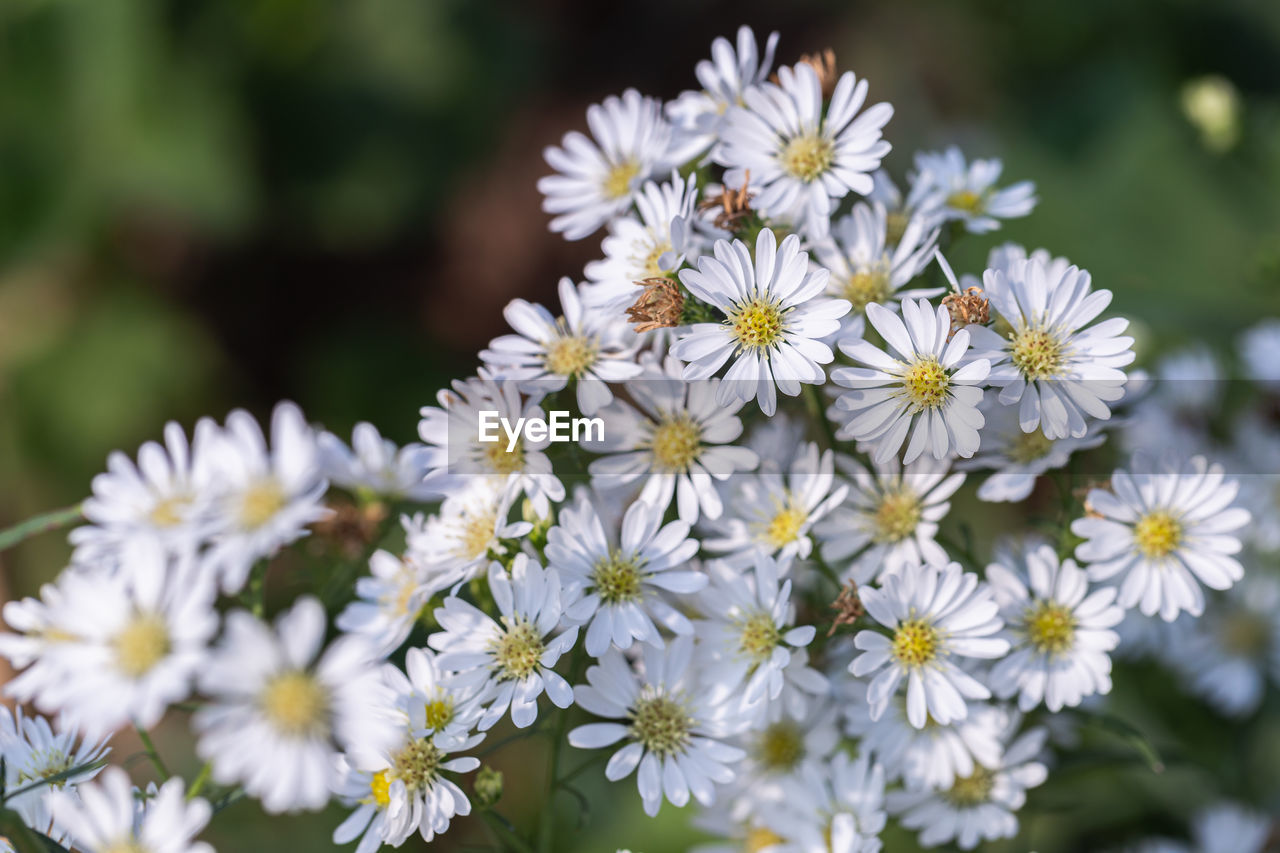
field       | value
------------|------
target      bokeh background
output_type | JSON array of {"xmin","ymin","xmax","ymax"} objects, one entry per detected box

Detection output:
[{"xmin": 2, "ymin": 0, "xmax": 1279, "ymax": 850}]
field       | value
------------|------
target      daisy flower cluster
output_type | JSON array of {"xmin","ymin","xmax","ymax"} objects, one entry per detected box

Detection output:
[{"xmin": 0, "ymin": 23, "xmax": 1278, "ymax": 853}]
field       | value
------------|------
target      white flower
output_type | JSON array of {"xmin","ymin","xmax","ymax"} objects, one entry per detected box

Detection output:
[
  {"xmin": 538, "ymin": 89, "xmax": 676, "ymax": 240},
  {"xmin": 851, "ymin": 561, "xmax": 1009, "ymax": 728},
  {"xmin": 961, "ymin": 399, "xmax": 1107, "ymax": 502},
  {"xmin": 907, "ymin": 146, "xmax": 1036, "ymax": 233},
  {"xmin": 318, "ymin": 422, "xmax": 438, "ymax": 501},
  {"xmin": 704, "ymin": 443, "xmax": 847, "ymax": 567},
  {"xmin": 718, "ymin": 63, "xmax": 893, "ymax": 237},
  {"xmin": 428, "ymin": 555, "xmax": 578, "ymax": 730},
  {"xmin": 1187, "ymin": 803, "xmax": 1273, "ymax": 853},
  {"xmin": 694, "ymin": 554, "xmax": 820, "ymax": 709},
  {"xmin": 887, "ymin": 726, "xmax": 1048, "ymax": 850},
  {"xmin": 666, "ymin": 26, "xmax": 780, "ymax": 162},
  {"xmin": 417, "ymin": 375, "xmax": 565, "ymax": 514},
  {"xmin": 723, "ymin": 699, "xmax": 841, "ymax": 816},
  {"xmin": 404, "ymin": 476, "xmax": 532, "ymax": 591},
  {"xmin": 672, "ymin": 229, "xmax": 848, "ymax": 416},
  {"xmin": 1072, "ymin": 454, "xmax": 1249, "ymax": 621},
  {"xmin": 194, "ymin": 597, "xmax": 399, "ymax": 813},
  {"xmin": 48, "ymin": 767, "xmax": 213, "ymax": 853},
  {"xmin": 986, "ymin": 544, "xmax": 1124, "ymax": 712},
  {"xmin": 336, "ymin": 548, "xmax": 434, "ymax": 657},
  {"xmin": 966, "ymin": 253, "xmax": 1135, "ymax": 439},
  {"xmin": 547, "ymin": 496, "xmax": 703, "ymax": 657},
  {"xmin": 69, "ymin": 419, "xmax": 219, "ymax": 567},
  {"xmin": 815, "ymin": 453, "xmax": 964, "ymax": 583},
  {"xmin": 203, "ymin": 402, "xmax": 330, "ymax": 594},
  {"xmin": 587, "ymin": 355, "xmax": 758, "ymax": 526},
  {"xmin": 812, "ymin": 202, "xmax": 942, "ymax": 341},
  {"xmin": 567, "ymin": 636, "xmax": 746, "ymax": 817},
  {"xmin": 745, "ymin": 410, "xmax": 807, "ymax": 474},
  {"xmin": 1239, "ymin": 318, "xmax": 1280, "ymax": 390},
  {"xmin": 584, "ymin": 172, "xmax": 701, "ymax": 309},
  {"xmin": 480, "ymin": 277, "xmax": 642, "ymax": 415},
  {"xmin": 760, "ymin": 752, "xmax": 888, "ymax": 853},
  {"xmin": 832, "ymin": 299, "xmax": 990, "ymax": 463},
  {"xmin": 0, "ymin": 708, "xmax": 110, "ymax": 845}
]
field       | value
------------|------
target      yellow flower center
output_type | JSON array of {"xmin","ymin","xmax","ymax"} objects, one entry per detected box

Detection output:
[
  {"xmin": 756, "ymin": 721, "xmax": 804, "ymax": 772},
  {"xmin": 885, "ymin": 211, "xmax": 910, "ymax": 246},
  {"xmin": 148, "ymin": 495, "xmax": 188, "ymax": 527},
  {"xmin": 113, "ymin": 613, "xmax": 171, "ymax": 678},
  {"xmin": 946, "ymin": 766, "xmax": 995, "ymax": 806},
  {"xmin": 873, "ymin": 489, "xmax": 922, "ymax": 543},
  {"xmin": 1133, "ymin": 510, "xmax": 1183, "ymax": 559},
  {"xmin": 1219, "ymin": 612, "xmax": 1270, "ymax": 656},
  {"xmin": 424, "ymin": 694, "xmax": 456, "ymax": 731},
  {"xmin": 1010, "ymin": 327, "xmax": 1066, "ymax": 381},
  {"xmin": 902, "ymin": 356, "xmax": 951, "ymax": 410},
  {"xmin": 369, "ymin": 770, "xmax": 392, "ymax": 808},
  {"xmin": 737, "ymin": 611, "xmax": 782, "ymax": 666},
  {"xmin": 369, "ymin": 738, "xmax": 446, "ymax": 808},
  {"xmin": 946, "ymin": 189, "xmax": 984, "ymax": 213},
  {"xmin": 841, "ymin": 267, "xmax": 893, "ymax": 314},
  {"xmin": 640, "ymin": 241, "xmax": 674, "ymax": 277},
  {"xmin": 492, "ymin": 617, "xmax": 545, "ymax": 681},
  {"xmin": 592, "ymin": 550, "xmax": 644, "ymax": 605},
  {"xmin": 239, "ymin": 478, "xmax": 286, "ymax": 529},
  {"xmin": 482, "ymin": 440, "xmax": 525, "ymax": 476},
  {"xmin": 728, "ymin": 298, "xmax": 786, "ymax": 351},
  {"xmin": 745, "ymin": 826, "xmax": 785, "ymax": 852},
  {"xmin": 16, "ymin": 750, "xmax": 75, "ymax": 788},
  {"xmin": 757, "ymin": 496, "xmax": 807, "ymax": 550},
  {"xmin": 390, "ymin": 573, "xmax": 420, "ymax": 617},
  {"xmin": 102, "ymin": 843, "xmax": 148, "ymax": 853},
  {"xmin": 260, "ymin": 671, "xmax": 330, "ymax": 737},
  {"xmin": 453, "ymin": 506, "xmax": 498, "ymax": 562},
  {"xmin": 603, "ymin": 160, "xmax": 641, "ymax": 200},
  {"xmin": 648, "ymin": 415, "xmax": 703, "ymax": 473},
  {"xmin": 891, "ymin": 618, "xmax": 941, "ymax": 667},
  {"xmin": 544, "ymin": 334, "xmax": 598, "ymax": 378},
  {"xmin": 1008, "ymin": 429, "xmax": 1055, "ymax": 464},
  {"xmin": 780, "ymin": 133, "xmax": 835, "ymax": 182},
  {"xmin": 1025, "ymin": 600, "xmax": 1076, "ymax": 656},
  {"xmin": 628, "ymin": 690, "xmax": 692, "ymax": 758}
]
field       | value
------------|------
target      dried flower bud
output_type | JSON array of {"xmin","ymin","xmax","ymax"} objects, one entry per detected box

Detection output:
[
  {"xmin": 311, "ymin": 499, "xmax": 387, "ymax": 558},
  {"xmin": 828, "ymin": 581, "xmax": 865, "ymax": 636},
  {"xmin": 699, "ymin": 171, "xmax": 754, "ymax": 232},
  {"xmin": 942, "ymin": 286, "xmax": 991, "ymax": 340},
  {"xmin": 795, "ymin": 48, "xmax": 839, "ymax": 100},
  {"xmin": 626, "ymin": 277, "xmax": 684, "ymax": 333}
]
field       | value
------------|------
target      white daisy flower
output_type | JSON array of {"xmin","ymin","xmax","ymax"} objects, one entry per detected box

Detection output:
[
  {"xmin": 907, "ymin": 146, "xmax": 1036, "ymax": 234},
  {"xmin": 404, "ymin": 476, "xmax": 532, "ymax": 591},
  {"xmin": 417, "ymin": 375, "xmax": 565, "ymax": 514},
  {"xmin": 587, "ymin": 354, "xmax": 758, "ymax": 526},
  {"xmin": 336, "ymin": 548, "xmax": 434, "ymax": 657},
  {"xmin": 47, "ymin": 767, "xmax": 213, "ymax": 853},
  {"xmin": 887, "ymin": 726, "xmax": 1048, "ymax": 850},
  {"xmin": 0, "ymin": 708, "xmax": 110, "ymax": 845},
  {"xmin": 812, "ymin": 202, "xmax": 942, "ymax": 342},
  {"xmin": 194, "ymin": 597, "xmax": 400, "ymax": 813},
  {"xmin": 1071, "ymin": 454, "xmax": 1249, "ymax": 621},
  {"xmin": 723, "ymin": 698, "xmax": 842, "ymax": 818},
  {"xmin": 718, "ymin": 62, "xmax": 893, "ymax": 237},
  {"xmin": 428, "ymin": 555, "xmax": 578, "ymax": 731},
  {"xmin": 759, "ymin": 752, "xmax": 888, "ymax": 853},
  {"xmin": 1239, "ymin": 318, "xmax": 1280, "ymax": 390},
  {"xmin": 318, "ymin": 422, "xmax": 438, "ymax": 502},
  {"xmin": 966, "ymin": 253, "xmax": 1136, "ymax": 440},
  {"xmin": 69, "ymin": 418, "xmax": 219, "ymax": 568},
  {"xmin": 671, "ymin": 229, "xmax": 849, "ymax": 416},
  {"xmin": 815, "ymin": 453, "xmax": 964, "ymax": 583},
  {"xmin": 832, "ymin": 299, "xmax": 991, "ymax": 463},
  {"xmin": 332, "ymin": 652, "xmax": 485, "ymax": 852},
  {"xmin": 986, "ymin": 543, "xmax": 1124, "ymax": 712},
  {"xmin": 567, "ymin": 636, "xmax": 746, "ymax": 817},
  {"xmin": 546, "ymin": 496, "xmax": 703, "ymax": 657},
  {"xmin": 703, "ymin": 443, "xmax": 847, "ymax": 567},
  {"xmin": 480, "ymin": 277, "xmax": 643, "ymax": 415},
  {"xmin": 583, "ymin": 171, "xmax": 701, "ymax": 310},
  {"xmin": 851, "ymin": 561, "xmax": 1010, "ymax": 728},
  {"xmin": 665, "ymin": 25, "xmax": 780, "ymax": 162},
  {"xmin": 694, "ymin": 554, "xmax": 820, "ymax": 709},
  {"xmin": 0, "ymin": 574, "xmax": 90, "ymax": 700},
  {"xmin": 538, "ymin": 89, "xmax": 677, "ymax": 240},
  {"xmin": 203, "ymin": 401, "xmax": 330, "ymax": 594}
]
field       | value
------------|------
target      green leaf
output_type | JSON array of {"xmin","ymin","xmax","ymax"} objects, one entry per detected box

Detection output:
[{"xmin": 0, "ymin": 808, "xmax": 71, "ymax": 853}]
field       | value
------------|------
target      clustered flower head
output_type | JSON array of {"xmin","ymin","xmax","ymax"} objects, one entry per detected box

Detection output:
[{"xmin": 0, "ymin": 23, "xmax": 1276, "ymax": 853}]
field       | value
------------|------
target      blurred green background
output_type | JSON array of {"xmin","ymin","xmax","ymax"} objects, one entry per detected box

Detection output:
[{"xmin": 1, "ymin": 0, "xmax": 1279, "ymax": 850}]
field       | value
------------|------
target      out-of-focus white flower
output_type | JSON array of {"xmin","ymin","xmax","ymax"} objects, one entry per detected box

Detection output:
[
  {"xmin": 907, "ymin": 146, "xmax": 1036, "ymax": 234},
  {"xmin": 48, "ymin": 767, "xmax": 214, "ymax": 853},
  {"xmin": 963, "ymin": 399, "xmax": 1107, "ymax": 503},
  {"xmin": 318, "ymin": 422, "xmax": 438, "ymax": 501},
  {"xmin": 759, "ymin": 752, "xmax": 888, "ymax": 853},
  {"xmin": 404, "ymin": 477, "xmax": 532, "ymax": 591},
  {"xmin": 1239, "ymin": 318, "xmax": 1280, "ymax": 391}
]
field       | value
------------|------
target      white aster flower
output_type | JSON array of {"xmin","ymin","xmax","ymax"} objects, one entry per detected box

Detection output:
[
  {"xmin": 961, "ymin": 399, "xmax": 1107, "ymax": 502},
  {"xmin": 480, "ymin": 277, "xmax": 642, "ymax": 415},
  {"xmin": 318, "ymin": 422, "xmax": 438, "ymax": 501},
  {"xmin": 567, "ymin": 636, "xmax": 746, "ymax": 817},
  {"xmin": 336, "ymin": 548, "xmax": 434, "ymax": 657},
  {"xmin": 887, "ymin": 726, "xmax": 1048, "ymax": 850},
  {"xmin": 538, "ymin": 89, "xmax": 677, "ymax": 240},
  {"xmin": 745, "ymin": 410, "xmax": 807, "ymax": 474},
  {"xmin": 672, "ymin": 229, "xmax": 848, "ymax": 416},
  {"xmin": 815, "ymin": 453, "xmax": 964, "ymax": 583},
  {"xmin": 587, "ymin": 355, "xmax": 758, "ymax": 526},
  {"xmin": 404, "ymin": 476, "xmax": 532, "ymax": 591},
  {"xmin": 547, "ymin": 496, "xmax": 703, "ymax": 657},
  {"xmin": 966, "ymin": 253, "xmax": 1135, "ymax": 440},
  {"xmin": 986, "ymin": 543, "xmax": 1124, "ymax": 712},
  {"xmin": 907, "ymin": 146, "xmax": 1036, "ymax": 233},
  {"xmin": 760, "ymin": 752, "xmax": 888, "ymax": 853},
  {"xmin": 832, "ymin": 299, "xmax": 990, "ymax": 463},
  {"xmin": 1072, "ymin": 454, "xmax": 1249, "ymax": 621},
  {"xmin": 718, "ymin": 63, "xmax": 893, "ymax": 237},
  {"xmin": 723, "ymin": 698, "xmax": 841, "ymax": 818},
  {"xmin": 429, "ymin": 555, "xmax": 578, "ymax": 730},
  {"xmin": 203, "ymin": 401, "xmax": 330, "ymax": 594},
  {"xmin": 851, "ymin": 561, "xmax": 1010, "ymax": 728},
  {"xmin": 1239, "ymin": 318, "xmax": 1280, "ymax": 390},
  {"xmin": 194, "ymin": 597, "xmax": 399, "ymax": 813},
  {"xmin": 0, "ymin": 708, "xmax": 110, "ymax": 845},
  {"xmin": 48, "ymin": 767, "xmax": 213, "ymax": 853}
]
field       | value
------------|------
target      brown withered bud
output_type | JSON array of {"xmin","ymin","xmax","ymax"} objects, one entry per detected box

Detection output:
[
  {"xmin": 626, "ymin": 277, "xmax": 684, "ymax": 333},
  {"xmin": 828, "ymin": 581, "xmax": 865, "ymax": 637},
  {"xmin": 793, "ymin": 48, "xmax": 840, "ymax": 99},
  {"xmin": 941, "ymin": 286, "xmax": 991, "ymax": 340},
  {"xmin": 311, "ymin": 499, "xmax": 388, "ymax": 559},
  {"xmin": 698, "ymin": 170, "xmax": 753, "ymax": 231}
]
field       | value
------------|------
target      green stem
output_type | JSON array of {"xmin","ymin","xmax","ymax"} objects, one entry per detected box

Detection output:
[
  {"xmin": 0, "ymin": 760, "xmax": 107, "ymax": 804},
  {"xmin": 481, "ymin": 810, "xmax": 535, "ymax": 853},
  {"xmin": 134, "ymin": 724, "xmax": 170, "ymax": 781},
  {"xmin": 186, "ymin": 761, "xmax": 213, "ymax": 801},
  {"xmin": 0, "ymin": 504, "xmax": 83, "ymax": 552}
]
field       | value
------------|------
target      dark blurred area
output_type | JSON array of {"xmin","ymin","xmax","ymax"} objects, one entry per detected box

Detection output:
[{"xmin": 1, "ymin": 0, "xmax": 1279, "ymax": 848}]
